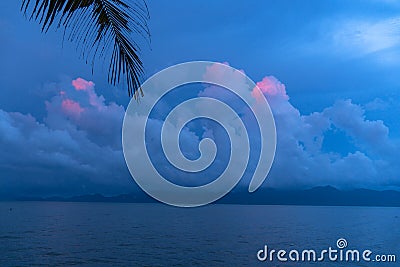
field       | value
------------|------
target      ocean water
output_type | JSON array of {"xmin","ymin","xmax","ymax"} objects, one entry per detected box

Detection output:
[{"xmin": 0, "ymin": 202, "xmax": 399, "ymax": 266}]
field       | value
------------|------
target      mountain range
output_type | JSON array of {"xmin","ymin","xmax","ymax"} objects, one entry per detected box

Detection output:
[{"xmin": 14, "ymin": 186, "xmax": 400, "ymax": 207}]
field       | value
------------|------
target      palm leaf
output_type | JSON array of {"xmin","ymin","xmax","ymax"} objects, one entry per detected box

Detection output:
[{"xmin": 21, "ymin": 0, "xmax": 150, "ymax": 98}]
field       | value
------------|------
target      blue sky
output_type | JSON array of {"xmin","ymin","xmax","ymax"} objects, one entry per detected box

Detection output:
[{"xmin": 0, "ymin": 0, "xmax": 400, "ymax": 197}]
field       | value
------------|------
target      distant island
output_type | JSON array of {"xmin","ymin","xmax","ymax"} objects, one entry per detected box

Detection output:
[{"xmin": 11, "ymin": 186, "xmax": 400, "ymax": 207}]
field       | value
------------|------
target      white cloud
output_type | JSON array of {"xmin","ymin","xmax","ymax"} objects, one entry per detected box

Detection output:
[
  {"xmin": 300, "ymin": 16, "xmax": 400, "ymax": 65},
  {"xmin": 333, "ymin": 17, "xmax": 400, "ymax": 55}
]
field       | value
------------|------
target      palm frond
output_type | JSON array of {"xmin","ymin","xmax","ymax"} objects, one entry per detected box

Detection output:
[{"xmin": 22, "ymin": 0, "xmax": 150, "ymax": 98}]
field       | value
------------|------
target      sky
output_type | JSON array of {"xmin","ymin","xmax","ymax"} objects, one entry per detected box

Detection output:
[{"xmin": 0, "ymin": 0, "xmax": 400, "ymax": 198}]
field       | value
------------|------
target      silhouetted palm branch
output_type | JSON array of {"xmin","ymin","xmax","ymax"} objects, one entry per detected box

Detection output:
[{"xmin": 22, "ymin": 0, "xmax": 150, "ymax": 98}]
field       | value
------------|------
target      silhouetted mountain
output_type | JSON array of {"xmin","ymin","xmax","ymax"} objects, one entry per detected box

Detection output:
[
  {"xmin": 219, "ymin": 186, "xmax": 400, "ymax": 206},
  {"xmin": 13, "ymin": 186, "xmax": 400, "ymax": 207},
  {"xmin": 16, "ymin": 191, "xmax": 156, "ymax": 204}
]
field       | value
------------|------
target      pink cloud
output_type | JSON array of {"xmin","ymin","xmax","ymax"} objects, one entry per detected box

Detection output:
[
  {"xmin": 72, "ymin": 78, "xmax": 95, "ymax": 91},
  {"xmin": 61, "ymin": 99, "xmax": 84, "ymax": 118},
  {"xmin": 252, "ymin": 76, "xmax": 289, "ymax": 101},
  {"xmin": 202, "ymin": 62, "xmax": 287, "ymax": 104},
  {"xmin": 72, "ymin": 77, "xmax": 104, "ymax": 110},
  {"xmin": 207, "ymin": 62, "xmax": 245, "ymax": 78},
  {"xmin": 202, "ymin": 62, "xmax": 249, "ymax": 96},
  {"xmin": 44, "ymin": 77, "xmax": 125, "ymax": 149}
]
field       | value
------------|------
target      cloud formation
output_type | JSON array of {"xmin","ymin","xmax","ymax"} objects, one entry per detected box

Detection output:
[
  {"xmin": 0, "ymin": 78, "xmax": 130, "ymax": 197},
  {"xmin": 1, "ymin": 68, "xmax": 399, "ymax": 198},
  {"xmin": 332, "ymin": 17, "xmax": 400, "ymax": 55},
  {"xmin": 257, "ymin": 77, "xmax": 399, "ymax": 190},
  {"xmin": 198, "ymin": 63, "xmax": 400, "ymax": 190}
]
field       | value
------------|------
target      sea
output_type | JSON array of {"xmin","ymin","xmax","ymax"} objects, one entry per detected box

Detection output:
[{"xmin": 0, "ymin": 202, "xmax": 399, "ymax": 266}]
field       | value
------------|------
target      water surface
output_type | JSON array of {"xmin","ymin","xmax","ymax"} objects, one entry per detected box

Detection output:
[{"xmin": 0, "ymin": 202, "xmax": 399, "ymax": 266}]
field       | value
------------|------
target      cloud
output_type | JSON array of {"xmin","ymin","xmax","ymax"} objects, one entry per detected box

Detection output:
[
  {"xmin": 253, "ymin": 76, "xmax": 288, "ymax": 101},
  {"xmin": 61, "ymin": 99, "xmax": 84, "ymax": 118},
  {"xmin": 72, "ymin": 77, "xmax": 106, "ymax": 110},
  {"xmin": 332, "ymin": 17, "xmax": 400, "ymax": 55},
  {"xmin": 298, "ymin": 15, "xmax": 400, "ymax": 66},
  {"xmin": 259, "ymin": 80, "xmax": 399, "ymax": 190},
  {"xmin": 0, "ymin": 78, "xmax": 131, "ymax": 197},
  {"xmin": 323, "ymin": 100, "xmax": 392, "ymax": 156},
  {"xmin": 197, "ymin": 63, "xmax": 399, "ymax": 190},
  {"xmin": 72, "ymin": 78, "xmax": 95, "ymax": 91},
  {"xmin": 1, "ymin": 68, "xmax": 399, "ymax": 198},
  {"xmin": 365, "ymin": 98, "xmax": 388, "ymax": 111}
]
